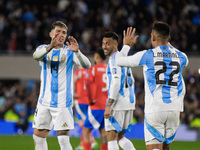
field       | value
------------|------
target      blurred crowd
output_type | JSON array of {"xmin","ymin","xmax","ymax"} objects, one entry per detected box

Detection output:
[
  {"xmin": 0, "ymin": 69, "xmax": 200, "ymax": 132},
  {"xmin": 0, "ymin": 0, "xmax": 200, "ymax": 54}
]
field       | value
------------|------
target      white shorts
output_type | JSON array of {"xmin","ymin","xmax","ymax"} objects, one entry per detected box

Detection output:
[
  {"xmin": 33, "ymin": 103, "xmax": 74, "ymax": 131},
  {"xmin": 144, "ymin": 111, "xmax": 180, "ymax": 145},
  {"xmin": 105, "ymin": 110, "xmax": 133, "ymax": 133}
]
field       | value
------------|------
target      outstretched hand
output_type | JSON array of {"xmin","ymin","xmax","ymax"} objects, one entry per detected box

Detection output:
[
  {"xmin": 66, "ymin": 36, "xmax": 79, "ymax": 52},
  {"xmin": 123, "ymin": 27, "xmax": 139, "ymax": 47},
  {"xmin": 47, "ymin": 33, "xmax": 60, "ymax": 51}
]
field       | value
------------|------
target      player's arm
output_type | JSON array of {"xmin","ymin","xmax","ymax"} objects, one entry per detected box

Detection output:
[
  {"xmin": 33, "ymin": 45, "xmax": 52, "ymax": 61},
  {"xmin": 66, "ymin": 36, "xmax": 91, "ymax": 69},
  {"xmin": 104, "ymin": 98, "xmax": 114, "ymax": 119},
  {"xmin": 33, "ymin": 33, "xmax": 59, "ymax": 61},
  {"xmin": 73, "ymin": 51, "xmax": 91, "ymax": 69},
  {"xmin": 117, "ymin": 51, "xmax": 146, "ymax": 67},
  {"xmin": 104, "ymin": 64, "xmax": 121, "ymax": 118}
]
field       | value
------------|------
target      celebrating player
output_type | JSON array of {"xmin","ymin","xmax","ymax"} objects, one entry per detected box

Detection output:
[
  {"xmin": 116, "ymin": 22, "xmax": 188, "ymax": 150},
  {"xmin": 102, "ymin": 32, "xmax": 136, "ymax": 150},
  {"xmin": 82, "ymin": 48, "xmax": 108, "ymax": 150},
  {"xmin": 32, "ymin": 21, "xmax": 91, "ymax": 150}
]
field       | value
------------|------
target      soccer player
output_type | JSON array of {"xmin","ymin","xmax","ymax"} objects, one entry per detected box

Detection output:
[
  {"xmin": 82, "ymin": 48, "xmax": 108, "ymax": 150},
  {"xmin": 32, "ymin": 21, "xmax": 91, "ymax": 150},
  {"xmin": 74, "ymin": 66, "xmax": 97, "ymax": 150},
  {"xmin": 102, "ymin": 32, "xmax": 136, "ymax": 150},
  {"xmin": 116, "ymin": 22, "xmax": 188, "ymax": 150}
]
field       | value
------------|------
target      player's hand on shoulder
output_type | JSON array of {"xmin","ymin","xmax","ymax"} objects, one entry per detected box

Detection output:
[
  {"xmin": 66, "ymin": 36, "xmax": 79, "ymax": 52},
  {"xmin": 123, "ymin": 27, "xmax": 139, "ymax": 47}
]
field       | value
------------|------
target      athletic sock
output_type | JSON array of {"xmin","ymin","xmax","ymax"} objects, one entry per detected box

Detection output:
[
  {"xmin": 118, "ymin": 137, "xmax": 136, "ymax": 150},
  {"xmin": 108, "ymin": 141, "xmax": 119, "ymax": 150},
  {"xmin": 33, "ymin": 134, "xmax": 48, "ymax": 150},
  {"xmin": 101, "ymin": 143, "xmax": 108, "ymax": 150},
  {"xmin": 57, "ymin": 135, "xmax": 72, "ymax": 150},
  {"xmin": 83, "ymin": 142, "xmax": 91, "ymax": 150}
]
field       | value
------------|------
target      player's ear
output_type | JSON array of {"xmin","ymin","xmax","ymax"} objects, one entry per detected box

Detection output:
[
  {"xmin": 49, "ymin": 31, "xmax": 52, "ymax": 38},
  {"xmin": 168, "ymin": 36, "xmax": 171, "ymax": 42},
  {"xmin": 152, "ymin": 35, "xmax": 156, "ymax": 42},
  {"xmin": 115, "ymin": 42, "xmax": 118, "ymax": 47}
]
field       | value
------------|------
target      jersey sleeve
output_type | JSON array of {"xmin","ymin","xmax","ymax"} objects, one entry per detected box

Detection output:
[
  {"xmin": 33, "ymin": 44, "xmax": 48, "ymax": 61},
  {"xmin": 118, "ymin": 45, "xmax": 131, "ymax": 57},
  {"xmin": 73, "ymin": 50, "xmax": 91, "ymax": 69},
  {"xmin": 109, "ymin": 54, "xmax": 121, "ymax": 100},
  {"xmin": 116, "ymin": 50, "xmax": 147, "ymax": 67}
]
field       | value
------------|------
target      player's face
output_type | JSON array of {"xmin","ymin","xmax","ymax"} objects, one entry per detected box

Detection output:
[
  {"xmin": 102, "ymin": 37, "xmax": 117, "ymax": 56},
  {"xmin": 50, "ymin": 26, "xmax": 67, "ymax": 46}
]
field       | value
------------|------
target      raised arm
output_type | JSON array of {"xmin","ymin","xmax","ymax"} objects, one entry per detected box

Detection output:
[
  {"xmin": 66, "ymin": 36, "xmax": 91, "ymax": 69},
  {"xmin": 73, "ymin": 51, "xmax": 91, "ymax": 69},
  {"xmin": 33, "ymin": 33, "xmax": 60, "ymax": 61}
]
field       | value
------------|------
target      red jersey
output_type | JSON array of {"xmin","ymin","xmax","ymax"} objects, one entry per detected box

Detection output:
[
  {"xmin": 85, "ymin": 63, "xmax": 108, "ymax": 110},
  {"xmin": 74, "ymin": 68, "xmax": 89, "ymax": 104}
]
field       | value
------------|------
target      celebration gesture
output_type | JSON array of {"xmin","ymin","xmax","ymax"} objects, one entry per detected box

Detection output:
[
  {"xmin": 123, "ymin": 27, "xmax": 139, "ymax": 47},
  {"xmin": 66, "ymin": 36, "xmax": 79, "ymax": 52}
]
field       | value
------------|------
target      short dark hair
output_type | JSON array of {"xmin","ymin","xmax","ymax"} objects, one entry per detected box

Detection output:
[
  {"xmin": 95, "ymin": 47, "xmax": 106, "ymax": 60},
  {"xmin": 51, "ymin": 21, "xmax": 68, "ymax": 31},
  {"xmin": 102, "ymin": 31, "xmax": 118, "ymax": 42},
  {"xmin": 152, "ymin": 21, "xmax": 170, "ymax": 41}
]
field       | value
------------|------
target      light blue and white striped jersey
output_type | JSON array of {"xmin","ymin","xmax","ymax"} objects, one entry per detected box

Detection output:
[
  {"xmin": 107, "ymin": 51, "xmax": 135, "ymax": 110},
  {"xmin": 34, "ymin": 44, "xmax": 91, "ymax": 108},
  {"xmin": 117, "ymin": 45, "xmax": 188, "ymax": 113}
]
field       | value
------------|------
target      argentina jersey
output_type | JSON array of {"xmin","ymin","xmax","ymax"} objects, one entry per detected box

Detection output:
[
  {"xmin": 138, "ymin": 46, "xmax": 188, "ymax": 113},
  {"xmin": 107, "ymin": 51, "xmax": 135, "ymax": 110},
  {"xmin": 37, "ymin": 44, "xmax": 74, "ymax": 108}
]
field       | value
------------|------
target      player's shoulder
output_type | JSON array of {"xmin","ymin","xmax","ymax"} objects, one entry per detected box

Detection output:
[
  {"xmin": 36, "ymin": 44, "xmax": 49, "ymax": 50},
  {"xmin": 109, "ymin": 51, "xmax": 118, "ymax": 66},
  {"xmin": 170, "ymin": 46, "xmax": 188, "ymax": 60}
]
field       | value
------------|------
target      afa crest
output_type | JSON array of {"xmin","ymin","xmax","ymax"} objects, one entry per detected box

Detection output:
[
  {"xmin": 61, "ymin": 54, "xmax": 66, "ymax": 62},
  {"xmin": 53, "ymin": 56, "xmax": 58, "ymax": 62}
]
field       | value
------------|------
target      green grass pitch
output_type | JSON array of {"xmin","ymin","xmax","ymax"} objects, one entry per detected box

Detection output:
[{"xmin": 0, "ymin": 135, "xmax": 199, "ymax": 150}]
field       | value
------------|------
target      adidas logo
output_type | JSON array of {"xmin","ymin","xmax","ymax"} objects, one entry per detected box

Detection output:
[{"xmin": 62, "ymin": 122, "xmax": 68, "ymax": 127}]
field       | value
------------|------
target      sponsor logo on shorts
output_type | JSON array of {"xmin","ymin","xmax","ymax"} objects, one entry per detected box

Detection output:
[{"xmin": 62, "ymin": 122, "xmax": 68, "ymax": 127}]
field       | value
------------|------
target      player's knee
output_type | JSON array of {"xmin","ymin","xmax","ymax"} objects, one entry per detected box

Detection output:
[
  {"xmin": 33, "ymin": 134, "xmax": 46, "ymax": 144},
  {"xmin": 117, "ymin": 132, "xmax": 125, "ymax": 141}
]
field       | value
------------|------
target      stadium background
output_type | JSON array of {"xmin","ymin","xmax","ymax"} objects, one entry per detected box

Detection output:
[{"xmin": 0, "ymin": 0, "xmax": 200, "ymax": 149}]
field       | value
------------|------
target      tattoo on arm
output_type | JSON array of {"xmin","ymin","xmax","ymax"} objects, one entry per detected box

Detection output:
[{"xmin": 107, "ymin": 99, "xmax": 114, "ymax": 107}]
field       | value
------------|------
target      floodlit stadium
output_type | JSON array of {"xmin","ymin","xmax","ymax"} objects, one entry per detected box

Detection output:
[{"xmin": 0, "ymin": 0, "xmax": 200, "ymax": 150}]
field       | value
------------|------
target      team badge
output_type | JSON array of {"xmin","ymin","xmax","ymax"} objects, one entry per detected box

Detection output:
[
  {"xmin": 112, "ymin": 68, "xmax": 117, "ymax": 74},
  {"xmin": 61, "ymin": 54, "xmax": 66, "ymax": 62},
  {"xmin": 53, "ymin": 56, "xmax": 58, "ymax": 62}
]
